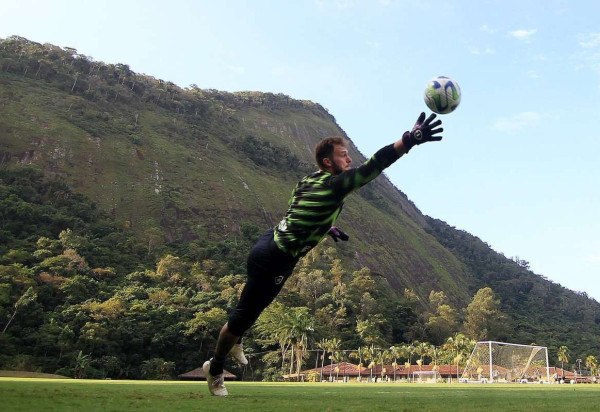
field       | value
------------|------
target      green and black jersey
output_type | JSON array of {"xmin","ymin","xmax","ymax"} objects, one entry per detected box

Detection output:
[{"xmin": 274, "ymin": 144, "xmax": 401, "ymax": 257}]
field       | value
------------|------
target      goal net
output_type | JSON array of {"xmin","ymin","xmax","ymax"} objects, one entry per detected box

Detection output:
[
  {"xmin": 461, "ymin": 341, "xmax": 550, "ymax": 383},
  {"xmin": 411, "ymin": 370, "xmax": 440, "ymax": 383}
]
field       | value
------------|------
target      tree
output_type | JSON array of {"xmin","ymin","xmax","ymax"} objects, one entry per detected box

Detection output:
[
  {"xmin": 185, "ymin": 307, "xmax": 228, "ymax": 354},
  {"xmin": 350, "ymin": 346, "xmax": 367, "ymax": 381},
  {"xmin": 443, "ymin": 333, "xmax": 474, "ymax": 382},
  {"xmin": 558, "ymin": 346, "xmax": 569, "ymax": 379},
  {"xmin": 356, "ymin": 317, "xmax": 385, "ymax": 347},
  {"xmin": 2, "ymin": 286, "xmax": 37, "ymax": 334},
  {"xmin": 389, "ymin": 345, "xmax": 400, "ymax": 381},
  {"xmin": 463, "ymin": 287, "xmax": 508, "ymax": 341},
  {"xmin": 141, "ymin": 358, "xmax": 175, "ymax": 380},
  {"xmin": 73, "ymin": 350, "xmax": 92, "ymax": 379},
  {"xmin": 365, "ymin": 345, "xmax": 377, "ymax": 381},
  {"xmin": 255, "ymin": 302, "xmax": 315, "ymax": 377},
  {"xmin": 426, "ymin": 302, "xmax": 459, "ymax": 345},
  {"xmin": 324, "ymin": 337, "xmax": 341, "ymax": 381},
  {"xmin": 585, "ymin": 355, "xmax": 598, "ymax": 377},
  {"xmin": 414, "ymin": 341, "xmax": 431, "ymax": 366}
]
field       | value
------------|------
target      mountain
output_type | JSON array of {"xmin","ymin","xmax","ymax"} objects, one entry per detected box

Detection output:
[{"xmin": 2, "ymin": 36, "xmax": 599, "ymax": 358}]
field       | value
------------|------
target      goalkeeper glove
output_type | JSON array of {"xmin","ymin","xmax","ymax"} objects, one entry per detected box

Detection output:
[
  {"xmin": 328, "ymin": 226, "xmax": 349, "ymax": 242},
  {"xmin": 401, "ymin": 112, "xmax": 443, "ymax": 152}
]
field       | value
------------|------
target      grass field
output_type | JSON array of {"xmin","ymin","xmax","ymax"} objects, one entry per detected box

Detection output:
[{"xmin": 1, "ymin": 379, "xmax": 599, "ymax": 412}]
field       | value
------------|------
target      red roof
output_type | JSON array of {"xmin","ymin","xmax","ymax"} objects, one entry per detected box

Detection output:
[{"xmin": 300, "ymin": 362, "xmax": 463, "ymax": 377}]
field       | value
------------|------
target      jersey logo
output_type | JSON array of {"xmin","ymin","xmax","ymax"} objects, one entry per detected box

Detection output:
[
  {"xmin": 274, "ymin": 276, "xmax": 284, "ymax": 285},
  {"xmin": 278, "ymin": 220, "xmax": 287, "ymax": 232}
]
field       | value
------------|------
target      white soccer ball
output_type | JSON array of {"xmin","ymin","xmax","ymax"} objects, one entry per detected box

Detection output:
[{"xmin": 424, "ymin": 76, "xmax": 461, "ymax": 114}]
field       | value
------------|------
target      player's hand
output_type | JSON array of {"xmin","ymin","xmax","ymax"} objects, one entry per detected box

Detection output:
[
  {"xmin": 401, "ymin": 112, "xmax": 443, "ymax": 151},
  {"xmin": 328, "ymin": 226, "xmax": 349, "ymax": 242}
]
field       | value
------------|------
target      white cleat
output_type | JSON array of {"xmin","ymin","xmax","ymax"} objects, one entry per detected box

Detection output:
[
  {"xmin": 229, "ymin": 343, "xmax": 248, "ymax": 365},
  {"xmin": 202, "ymin": 359, "xmax": 228, "ymax": 396}
]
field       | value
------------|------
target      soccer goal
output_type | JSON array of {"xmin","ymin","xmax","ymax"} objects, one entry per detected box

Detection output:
[
  {"xmin": 461, "ymin": 341, "xmax": 550, "ymax": 383},
  {"xmin": 411, "ymin": 370, "xmax": 441, "ymax": 383}
]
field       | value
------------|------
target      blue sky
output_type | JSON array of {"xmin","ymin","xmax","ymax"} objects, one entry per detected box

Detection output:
[{"xmin": 2, "ymin": 0, "xmax": 599, "ymax": 301}]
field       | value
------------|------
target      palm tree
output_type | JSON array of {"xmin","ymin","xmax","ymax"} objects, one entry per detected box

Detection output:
[
  {"xmin": 365, "ymin": 345, "xmax": 377, "ymax": 382},
  {"xmin": 287, "ymin": 307, "xmax": 315, "ymax": 378},
  {"xmin": 558, "ymin": 346, "xmax": 569, "ymax": 379},
  {"xmin": 585, "ymin": 355, "xmax": 598, "ymax": 377},
  {"xmin": 323, "ymin": 338, "xmax": 341, "ymax": 381},
  {"xmin": 317, "ymin": 339, "xmax": 328, "ymax": 382},
  {"xmin": 429, "ymin": 344, "xmax": 441, "ymax": 369},
  {"xmin": 401, "ymin": 342, "xmax": 416, "ymax": 364},
  {"xmin": 389, "ymin": 345, "xmax": 400, "ymax": 382},
  {"xmin": 255, "ymin": 303, "xmax": 315, "ymax": 378},
  {"xmin": 415, "ymin": 341, "xmax": 431, "ymax": 365},
  {"xmin": 443, "ymin": 333, "xmax": 473, "ymax": 382},
  {"xmin": 351, "ymin": 346, "xmax": 369, "ymax": 382},
  {"xmin": 378, "ymin": 349, "xmax": 391, "ymax": 382}
]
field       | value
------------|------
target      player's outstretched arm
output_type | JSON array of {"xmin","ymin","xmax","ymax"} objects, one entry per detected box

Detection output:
[{"xmin": 394, "ymin": 112, "xmax": 443, "ymax": 154}]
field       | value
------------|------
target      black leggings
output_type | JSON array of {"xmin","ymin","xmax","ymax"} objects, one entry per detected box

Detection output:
[{"xmin": 227, "ymin": 230, "xmax": 299, "ymax": 336}]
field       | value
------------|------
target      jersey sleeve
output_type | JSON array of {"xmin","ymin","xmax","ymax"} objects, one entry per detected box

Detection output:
[{"xmin": 329, "ymin": 144, "xmax": 400, "ymax": 197}]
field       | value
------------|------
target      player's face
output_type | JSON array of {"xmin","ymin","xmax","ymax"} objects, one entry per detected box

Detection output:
[{"xmin": 329, "ymin": 145, "xmax": 352, "ymax": 174}]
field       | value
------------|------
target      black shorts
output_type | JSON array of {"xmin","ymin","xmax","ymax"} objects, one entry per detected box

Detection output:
[{"xmin": 227, "ymin": 229, "xmax": 300, "ymax": 336}]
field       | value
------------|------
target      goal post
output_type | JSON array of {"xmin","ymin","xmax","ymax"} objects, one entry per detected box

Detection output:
[
  {"xmin": 461, "ymin": 341, "xmax": 550, "ymax": 383},
  {"xmin": 411, "ymin": 370, "xmax": 441, "ymax": 383}
]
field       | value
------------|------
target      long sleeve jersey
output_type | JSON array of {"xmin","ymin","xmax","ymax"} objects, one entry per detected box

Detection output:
[{"xmin": 273, "ymin": 144, "xmax": 401, "ymax": 257}]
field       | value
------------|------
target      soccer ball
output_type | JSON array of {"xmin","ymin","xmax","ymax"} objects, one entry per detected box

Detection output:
[{"xmin": 424, "ymin": 76, "xmax": 461, "ymax": 114}]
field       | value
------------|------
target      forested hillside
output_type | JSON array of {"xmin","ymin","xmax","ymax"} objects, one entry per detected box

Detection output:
[{"xmin": 1, "ymin": 36, "xmax": 599, "ymax": 379}]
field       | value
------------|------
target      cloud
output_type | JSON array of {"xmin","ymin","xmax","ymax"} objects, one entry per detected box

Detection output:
[
  {"xmin": 493, "ymin": 112, "xmax": 543, "ymax": 132},
  {"xmin": 469, "ymin": 46, "xmax": 495, "ymax": 55},
  {"xmin": 579, "ymin": 33, "xmax": 600, "ymax": 49},
  {"xmin": 573, "ymin": 32, "xmax": 600, "ymax": 81},
  {"xmin": 480, "ymin": 24, "xmax": 496, "ymax": 34},
  {"xmin": 509, "ymin": 29, "xmax": 537, "ymax": 42},
  {"xmin": 366, "ymin": 40, "xmax": 382, "ymax": 49},
  {"xmin": 527, "ymin": 70, "xmax": 540, "ymax": 79},
  {"xmin": 314, "ymin": 0, "xmax": 354, "ymax": 9}
]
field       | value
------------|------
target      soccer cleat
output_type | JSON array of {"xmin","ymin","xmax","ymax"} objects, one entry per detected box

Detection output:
[
  {"xmin": 202, "ymin": 359, "xmax": 228, "ymax": 396},
  {"xmin": 229, "ymin": 343, "xmax": 248, "ymax": 365}
]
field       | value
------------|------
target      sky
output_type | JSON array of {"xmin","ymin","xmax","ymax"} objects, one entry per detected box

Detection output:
[{"xmin": 2, "ymin": 0, "xmax": 599, "ymax": 300}]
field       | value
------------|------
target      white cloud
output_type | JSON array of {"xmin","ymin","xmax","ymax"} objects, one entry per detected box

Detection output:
[
  {"xmin": 572, "ymin": 33, "xmax": 600, "ymax": 81},
  {"xmin": 493, "ymin": 112, "xmax": 543, "ymax": 132},
  {"xmin": 579, "ymin": 33, "xmax": 600, "ymax": 49},
  {"xmin": 509, "ymin": 29, "xmax": 537, "ymax": 42},
  {"xmin": 314, "ymin": 0, "xmax": 353, "ymax": 10},
  {"xmin": 469, "ymin": 46, "xmax": 495, "ymax": 55},
  {"xmin": 366, "ymin": 40, "xmax": 382, "ymax": 49},
  {"xmin": 480, "ymin": 24, "xmax": 496, "ymax": 34},
  {"xmin": 527, "ymin": 70, "xmax": 540, "ymax": 79}
]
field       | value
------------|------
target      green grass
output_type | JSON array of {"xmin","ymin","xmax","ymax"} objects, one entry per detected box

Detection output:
[
  {"xmin": 0, "ymin": 370, "xmax": 69, "ymax": 379},
  {"xmin": 1, "ymin": 379, "xmax": 599, "ymax": 412}
]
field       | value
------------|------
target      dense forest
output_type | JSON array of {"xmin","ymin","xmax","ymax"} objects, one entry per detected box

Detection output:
[
  {"xmin": 1, "ymin": 36, "xmax": 600, "ymax": 379},
  {"xmin": 0, "ymin": 168, "xmax": 511, "ymax": 379}
]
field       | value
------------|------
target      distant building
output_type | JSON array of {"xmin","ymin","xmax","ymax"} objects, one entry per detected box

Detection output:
[{"xmin": 292, "ymin": 362, "xmax": 462, "ymax": 382}]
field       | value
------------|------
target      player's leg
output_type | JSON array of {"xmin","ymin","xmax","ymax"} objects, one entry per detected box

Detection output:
[{"xmin": 204, "ymin": 230, "xmax": 297, "ymax": 396}]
